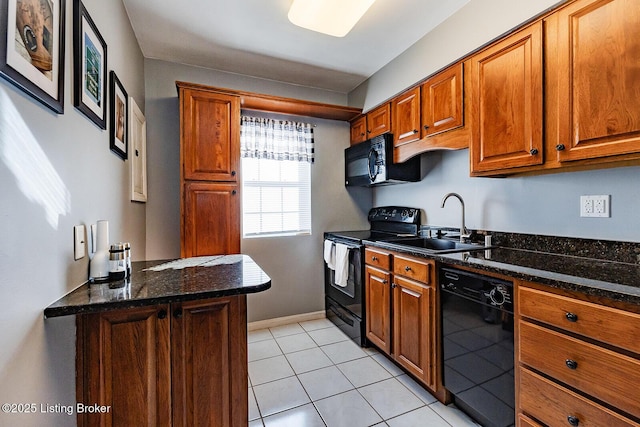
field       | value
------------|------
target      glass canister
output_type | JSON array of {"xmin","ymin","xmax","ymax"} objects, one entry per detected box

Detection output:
[{"xmin": 109, "ymin": 243, "xmax": 126, "ymax": 281}]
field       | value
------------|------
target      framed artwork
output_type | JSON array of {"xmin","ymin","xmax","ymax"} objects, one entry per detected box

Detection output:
[
  {"xmin": 73, "ymin": 0, "xmax": 106, "ymax": 128},
  {"xmin": 0, "ymin": 0, "xmax": 66, "ymax": 113},
  {"xmin": 129, "ymin": 97, "xmax": 147, "ymax": 202},
  {"xmin": 109, "ymin": 70, "xmax": 127, "ymax": 160}
]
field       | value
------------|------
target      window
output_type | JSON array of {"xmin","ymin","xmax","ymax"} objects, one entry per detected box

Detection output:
[
  {"xmin": 242, "ymin": 158, "xmax": 311, "ymax": 237},
  {"xmin": 240, "ymin": 116, "xmax": 313, "ymax": 238}
]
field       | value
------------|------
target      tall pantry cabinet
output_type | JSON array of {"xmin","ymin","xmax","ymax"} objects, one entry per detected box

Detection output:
[{"xmin": 178, "ymin": 82, "xmax": 241, "ymax": 257}]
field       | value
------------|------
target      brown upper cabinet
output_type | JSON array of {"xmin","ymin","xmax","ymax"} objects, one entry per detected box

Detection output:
[
  {"xmin": 469, "ymin": 21, "xmax": 544, "ymax": 174},
  {"xmin": 392, "ymin": 87, "xmax": 422, "ymax": 147},
  {"xmin": 350, "ymin": 103, "xmax": 392, "ymax": 145},
  {"xmin": 553, "ymin": 0, "xmax": 640, "ymax": 163},
  {"xmin": 421, "ymin": 63, "xmax": 464, "ymax": 138},
  {"xmin": 180, "ymin": 88, "xmax": 240, "ymax": 182}
]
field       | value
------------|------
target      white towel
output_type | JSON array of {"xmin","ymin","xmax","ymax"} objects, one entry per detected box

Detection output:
[
  {"xmin": 324, "ymin": 240, "xmax": 335, "ymax": 270},
  {"xmin": 334, "ymin": 243, "xmax": 350, "ymax": 288}
]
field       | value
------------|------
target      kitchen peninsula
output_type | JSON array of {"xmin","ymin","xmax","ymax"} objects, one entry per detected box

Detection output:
[{"xmin": 45, "ymin": 255, "xmax": 271, "ymax": 427}]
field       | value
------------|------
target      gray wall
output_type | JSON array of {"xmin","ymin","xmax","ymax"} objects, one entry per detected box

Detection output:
[
  {"xmin": 350, "ymin": 0, "xmax": 640, "ymax": 243},
  {"xmin": 0, "ymin": 0, "xmax": 145, "ymax": 424},
  {"xmin": 144, "ymin": 59, "xmax": 372, "ymax": 321}
]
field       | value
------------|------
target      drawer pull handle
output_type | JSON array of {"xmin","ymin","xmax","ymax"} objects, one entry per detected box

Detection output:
[
  {"xmin": 157, "ymin": 309, "xmax": 167, "ymax": 320},
  {"xmin": 372, "ymin": 256, "xmax": 378, "ymax": 261},
  {"xmin": 565, "ymin": 359, "xmax": 578, "ymax": 370},
  {"xmin": 405, "ymin": 266, "xmax": 412, "ymax": 272},
  {"xmin": 565, "ymin": 312, "xmax": 578, "ymax": 322},
  {"xmin": 567, "ymin": 415, "xmax": 579, "ymax": 426}
]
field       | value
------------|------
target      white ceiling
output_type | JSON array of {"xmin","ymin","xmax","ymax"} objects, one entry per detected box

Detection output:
[{"xmin": 122, "ymin": 0, "xmax": 470, "ymax": 94}]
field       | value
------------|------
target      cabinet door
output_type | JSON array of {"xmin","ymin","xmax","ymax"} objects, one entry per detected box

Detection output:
[
  {"xmin": 77, "ymin": 306, "xmax": 171, "ymax": 427},
  {"xmin": 422, "ymin": 63, "xmax": 464, "ymax": 137},
  {"xmin": 555, "ymin": 0, "xmax": 640, "ymax": 162},
  {"xmin": 180, "ymin": 89, "xmax": 240, "ymax": 181},
  {"xmin": 183, "ymin": 182, "xmax": 240, "ymax": 257},
  {"xmin": 365, "ymin": 265, "xmax": 392, "ymax": 354},
  {"xmin": 367, "ymin": 103, "xmax": 392, "ymax": 139},
  {"xmin": 470, "ymin": 22, "xmax": 543, "ymax": 173},
  {"xmin": 350, "ymin": 115, "xmax": 367, "ymax": 145},
  {"xmin": 392, "ymin": 87, "xmax": 422, "ymax": 147},
  {"xmin": 172, "ymin": 296, "xmax": 248, "ymax": 427},
  {"xmin": 393, "ymin": 275, "xmax": 433, "ymax": 387}
]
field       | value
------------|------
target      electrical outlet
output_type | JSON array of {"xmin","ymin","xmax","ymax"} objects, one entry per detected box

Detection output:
[{"xmin": 580, "ymin": 195, "xmax": 610, "ymax": 218}]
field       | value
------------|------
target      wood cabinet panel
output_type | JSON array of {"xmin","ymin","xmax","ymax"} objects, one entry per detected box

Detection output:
[
  {"xmin": 517, "ymin": 414, "xmax": 542, "ymax": 427},
  {"xmin": 392, "ymin": 87, "xmax": 422, "ymax": 147},
  {"xmin": 77, "ymin": 306, "xmax": 171, "ymax": 427},
  {"xmin": 470, "ymin": 22, "xmax": 543, "ymax": 173},
  {"xmin": 519, "ymin": 320, "xmax": 640, "ymax": 418},
  {"xmin": 422, "ymin": 63, "xmax": 464, "ymax": 137},
  {"xmin": 183, "ymin": 182, "xmax": 240, "ymax": 257},
  {"xmin": 519, "ymin": 368, "xmax": 640, "ymax": 427},
  {"xmin": 555, "ymin": 0, "xmax": 640, "ymax": 162},
  {"xmin": 350, "ymin": 115, "xmax": 367, "ymax": 145},
  {"xmin": 367, "ymin": 103, "xmax": 392, "ymax": 139},
  {"xmin": 180, "ymin": 89, "xmax": 240, "ymax": 182},
  {"xmin": 393, "ymin": 275, "xmax": 433, "ymax": 387},
  {"xmin": 393, "ymin": 255, "xmax": 430, "ymax": 283},
  {"xmin": 519, "ymin": 286, "xmax": 640, "ymax": 355},
  {"xmin": 365, "ymin": 265, "xmax": 391, "ymax": 354},
  {"xmin": 172, "ymin": 296, "xmax": 247, "ymax": 427},
  {"xmin": 364, "ymin": 247, "xmax": 391, "ymax": 270}
]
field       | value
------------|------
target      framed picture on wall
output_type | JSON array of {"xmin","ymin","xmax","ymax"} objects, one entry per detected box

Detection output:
[
  {"xmin": 109, "ymin": 70, "xmax": 127, "ymax": 160},
  {"xmin": 129, "ymin": 96, "xmax": 147, "ymax": 202},
  {"xmin": 73, "ymin": 0, "xmax": 106, "ymax": 128},
  {"xmin": 0, "ymin": 0, "xmax": 66, "ymax": 113}
]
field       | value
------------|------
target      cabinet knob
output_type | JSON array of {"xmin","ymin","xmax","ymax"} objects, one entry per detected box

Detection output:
[
  {"xmin": 367, "ymin": 130, "xmax": 372, "ymax": 134},
  {"xmin": 391, "ymin": 283, "xmax": 397, "ymax": 289},
  {"xmin": 360, "ymin": 133, "xmax": 365, "ymax": 137},
  {"xmin": 567, "ymin": 415, "xmax": 580, "ymax": 426},
  {"xmin": 423, "ymin": 125, "xmax": 429, "ymax": 130},
  {"xmin": 412, "ymin": 129, "xmax": 419, "ymax": 134},
  {"xmin": 565, "ymin": 312, "xmax": 578, "ymax": 322},
  {"xmin": 556, "ymin": 144, "xmax": 566, "ymax": 151},
  {"xmin": 157, "ymin": 309, "xmax": 167, "ymax": 319},
  {"xmin": 530, "ymin": 148, "xmax": 539, "ymax": 155},
  {"xmin": 231, "ymin": 170, "xmax": 236, "ymax": 176},
  {"xmin": 232, "ymin": 190, "xmax": 237, "ymax": 195},
  {"xmin": 405, "ymin": 266, "xmax": 412, "ymax": 272},
  {"xmin": 173, "ymin": 308, "xmax": 183, "ymax": 319},
  {"xmin": 372, "ymin": 256, "xmax": 378, "ymax": 261},
  {"xmin": 565, "ymin": 359, "xmax": 578, "ymax": 370},
  {"xmin": 382, "ymin": 279, "xmax": 388, "ymax": 284}
]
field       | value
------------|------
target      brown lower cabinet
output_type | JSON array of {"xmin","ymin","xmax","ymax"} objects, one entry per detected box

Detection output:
[
  {"xmin": 364, "ymin": 248, "xmax": 445, "ymax": 401},
  {"xmin": 516, "ymin": 281, "xmax": 640, "ymax": 426},
  {"xmin": 76, "ymin": 296, "xmax": 247, "ymax": 427}
]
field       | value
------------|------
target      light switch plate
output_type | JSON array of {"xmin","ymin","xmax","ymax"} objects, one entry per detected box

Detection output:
[{"xmin": 74, "ymin": 225, "xmax": 86, "ymax": 260}]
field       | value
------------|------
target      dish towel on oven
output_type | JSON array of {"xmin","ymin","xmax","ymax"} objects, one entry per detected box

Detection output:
[
  {"xmin": 334, "ymin": 243, "xmax": 350, "ymax": 288},
  {"xmin": 324, "ymin": 240, "xmax": 335, "ymax": 270}
]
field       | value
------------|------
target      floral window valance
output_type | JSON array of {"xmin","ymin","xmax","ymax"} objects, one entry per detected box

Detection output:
[{"xmin": 240, "ymin": 116, "xmax": 314, "ymax": 163}]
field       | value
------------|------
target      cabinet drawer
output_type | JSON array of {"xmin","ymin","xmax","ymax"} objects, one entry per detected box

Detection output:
[
  {"xmin": 517, "ymin": 414, "xmax": 542, "ymax": 427},
  {"xmin": 519, "ymin": 368, "xmax": 640, "ymax": 427},
  {"xmin": 393, "ymin": 255, "xmax": 431, "ymax": 284},
  {"xmin": 519, "ymin": 320, "xmax": 640, "ymax": 418},
  {"xmin": 519, "ymin": 286, "xmax": 640, "ymax": 354},
  {"xmin": 365, "ymin": 248, "xmax": 391, "ymax": 270}
]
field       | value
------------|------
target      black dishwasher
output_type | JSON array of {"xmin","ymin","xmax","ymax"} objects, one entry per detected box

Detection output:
[{"xmin": 440, "ymin": 266, "xmax": 514, "ymax": 427}]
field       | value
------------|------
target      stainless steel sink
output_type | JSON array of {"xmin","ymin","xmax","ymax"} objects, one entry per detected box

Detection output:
[{"xmin": 379, "ymin": 237, "xmax": 487, "ymax": 254}]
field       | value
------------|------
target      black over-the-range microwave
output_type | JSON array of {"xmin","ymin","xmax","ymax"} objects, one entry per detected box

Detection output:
[{"xmin": 345, "ymin": 134, "xmax": 421, "ymax": 187}]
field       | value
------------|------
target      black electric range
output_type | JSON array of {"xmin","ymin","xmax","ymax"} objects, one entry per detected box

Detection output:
[{"xmin": 324, "ymin": 206, "xmax": 421, "ymax": 346}]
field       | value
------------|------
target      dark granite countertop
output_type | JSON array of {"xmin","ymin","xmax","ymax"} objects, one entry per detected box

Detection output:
[
  {"xmin": 44, "ymin": 255, "xmax": 271, "ymax": 318},
  {"xmin": 365, "ymin": 240, "xmax": 640, "ymax": 305}
]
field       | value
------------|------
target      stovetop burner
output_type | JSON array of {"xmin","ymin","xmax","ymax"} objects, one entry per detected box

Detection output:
[{"xmin": 325, "ymin": 206, "xmax": 421, "ymax": 244}]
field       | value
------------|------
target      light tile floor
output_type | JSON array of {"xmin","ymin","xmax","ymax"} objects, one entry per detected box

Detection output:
[{"xmin": 248, "ymin": 318, "xmax": 480, "ymax": 427}]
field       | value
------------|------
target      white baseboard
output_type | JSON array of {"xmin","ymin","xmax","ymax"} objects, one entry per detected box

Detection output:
[{"xmin": 248, "ymin": 310, "xmax": 326, "ymax": 331}]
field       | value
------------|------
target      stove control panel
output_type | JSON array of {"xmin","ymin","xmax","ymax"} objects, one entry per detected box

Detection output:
[{"xmin": 368, "ymin": 206, "xmax": 421, "ymax": 224}]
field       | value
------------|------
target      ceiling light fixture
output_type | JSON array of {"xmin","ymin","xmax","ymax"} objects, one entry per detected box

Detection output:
[{"xmin": 288, "ymin": 0, "xmax": 377, "ymax": 37}]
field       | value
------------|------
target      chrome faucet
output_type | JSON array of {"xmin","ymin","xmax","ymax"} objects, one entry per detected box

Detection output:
[{"xmin": 441, "ymin": 193, "xmax": 471, "ymax": 242}]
